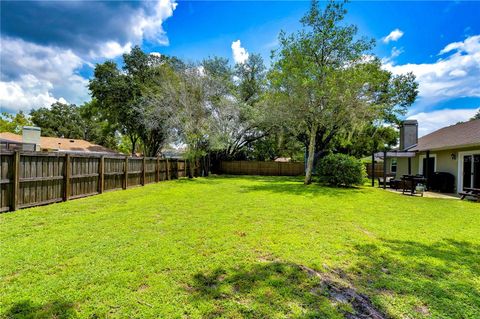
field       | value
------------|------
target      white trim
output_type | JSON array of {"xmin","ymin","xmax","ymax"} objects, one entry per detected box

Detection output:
[
  {"xmin": 457, "ymin": 150, "xmax": 480, "ymax": 192},
  {"xmin": 418, "ymin": 153, "xmax": 437, "ymax": 175}
]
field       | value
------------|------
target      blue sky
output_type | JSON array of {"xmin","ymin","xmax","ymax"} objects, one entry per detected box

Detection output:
[{"xmin": 1, "ymin": 0, "xmax": 479, "ymax": 136}]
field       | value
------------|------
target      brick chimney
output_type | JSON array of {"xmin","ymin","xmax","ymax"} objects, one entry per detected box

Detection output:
[{"xmin": 399, "ymin": 120, "xmax": 418, "ymax": 151}]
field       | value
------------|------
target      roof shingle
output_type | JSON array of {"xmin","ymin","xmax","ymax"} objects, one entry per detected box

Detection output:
[
  {"xmin": 0, "ymin": 132, "xmax": 118, "ymax": 154},
  {"xmin": 409, "ymin": 119, "xmax": 480, "ymax": 151}
]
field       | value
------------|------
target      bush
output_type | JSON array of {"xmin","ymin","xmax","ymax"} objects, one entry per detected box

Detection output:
[{"xmin": 317, "ymin": 153, "xmax": 366, "ymax": 187}]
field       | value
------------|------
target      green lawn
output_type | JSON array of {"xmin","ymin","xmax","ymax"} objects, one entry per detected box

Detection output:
[{"xmin": 1, "ymin": 176, "xmax": 479, "ymax": 319}]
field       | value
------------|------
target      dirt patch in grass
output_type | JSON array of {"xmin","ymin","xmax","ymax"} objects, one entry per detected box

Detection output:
[
  {"xmin": 189, "ymin": 259, "xmax": 387, "ymax": 318},
  {"xmin": 300, "ymin": 264, "xmax": 386, "ymax": 319}
]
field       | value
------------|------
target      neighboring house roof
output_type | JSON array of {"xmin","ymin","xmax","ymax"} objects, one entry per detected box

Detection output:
[
  {"xmin": 409, "ymin": 119, "xmax": 480, "ymax": 152},
  {"xmin": 0, "ymin": 132, "xmax": 118, "ymax": 154}
]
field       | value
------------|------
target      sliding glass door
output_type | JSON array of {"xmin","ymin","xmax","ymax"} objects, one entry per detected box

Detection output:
[{"xmin": 463, "ymin": 154, "xmax": 480, "ymax": 189}]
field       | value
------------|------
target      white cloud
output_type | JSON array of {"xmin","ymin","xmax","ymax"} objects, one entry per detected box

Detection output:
[
  {"xmin": 231, "ymin": 40, "xmax": 249, "ymax": 64},
  {"xmin": 130, "ymin": 0, "xmax": 177, "ymax": 46},
  {"xmin": 88, "ymin": 1, "xmax": 176, "ymax": 59},
  {"xmin": 1, "ymin": 0, "xmax": 178, "ymax": 113},
  {"xmin": 390, "ymin": 47, "xmax": 403, "ymax": 58},
  {"xmin": 438, "ymin": 41, "xmax": 464, "ymax": 55},
  {"xmin": 90, "ymin": 41, "xmax": 132, "ymax": 59},
  {"xmin": 383, "ymin": 35, "xmax": 480, "ymax": 110},
  {"xmin": 0, "ymin": 37, "xmax": 89, "ymax": 112},
  {"xmin": 381, "ymin": 47, "xmax": 404, "ymax": 64},
  {"xmin": 408, "ymin": 108, "xmax": 479, "ymax": 136},
  {"xmin": 383, "ymin": 29, "xmax": 404, "ymax": 43}
]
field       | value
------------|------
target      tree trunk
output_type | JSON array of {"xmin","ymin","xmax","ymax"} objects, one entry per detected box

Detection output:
[
  {"xmin": 129, "ymin": 134, "xmax": 137, "ymax": 156},
  {"xmin": 304, "ymin": 124, "xmax": 318, "ymax": 185}
]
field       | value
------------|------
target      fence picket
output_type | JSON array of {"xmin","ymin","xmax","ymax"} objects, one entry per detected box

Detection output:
[{"xmin": 0, "ymin": 151, "xmax": 188, "ymax": 212}]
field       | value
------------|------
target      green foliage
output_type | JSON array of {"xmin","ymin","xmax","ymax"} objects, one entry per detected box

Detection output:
[
  {"xmin": 1, "ymin": 176, "xmax": 479, "ymax": 318},
  {"xmin": 30, "ymin": 102, "xmax": 85, "ymax": 139},
  {"xmin": 89, "ymin": 46, "xmax": 174, "ymax": 156},
  {"xmin": 78, "ymin": 100, "xmax": 118, "ymax": 150},
  {"xmin": 471, "ymin": 109, "xmax": 480, "ymax": 121},
  {"xmin": 318, "ymin": 153, "xmax": 366, "ymax": 186},
  {"xmin": 235, "ymin": 54, "xmax": 266, "ymax": 105},
  {"xmin": 27, "ymin": 101, "xmax": 118, "ymax": 150},
  {"xmin": 0, "ymin": 111, "xmax": 32, "ymax": 134},
  {"xmin": 334, "ymin": 124, "xmax": 398, "ymax": 157},
  {"xmin": 268, "ymin": 0, "xmax": 418, "ymax": 184},
  {"xmin": 248, "ymin": 130, "xmax": 305, "ymax": 161}
]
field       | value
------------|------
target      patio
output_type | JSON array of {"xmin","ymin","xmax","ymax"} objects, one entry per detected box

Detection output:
[{"xmin": 385, "ymin": 187, "xmax": 460, "ymax": 200}]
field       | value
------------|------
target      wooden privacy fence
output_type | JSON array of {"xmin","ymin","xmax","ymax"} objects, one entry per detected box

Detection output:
[
  {"xmin": 219, "ymin": 161, "xmax": 304, "ymax": 176},
  {"xmin": 0, "ymin": 151, "xmax": 188, "ymax": 212},
  {"xmin": 365, "ymin": 163, "xmax": 384, "ymax": 178}
]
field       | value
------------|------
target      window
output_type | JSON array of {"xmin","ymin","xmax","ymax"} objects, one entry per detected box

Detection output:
[{"xmin": 391, "ymin": 159, "xmax": 397, "ymax": 174}]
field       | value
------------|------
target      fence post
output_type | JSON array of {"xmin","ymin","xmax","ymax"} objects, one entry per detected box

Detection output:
[
  {"xmin": 142, "ymin": 157, "xmax": 146, "ymax": 186},
  {"xmin": 11, "ymin": 151, "xmax": 20, "ymax": 211},
  {"xmin": 98, "ymin": 155, "xmax": 104, "ymax": 194},
  {"xmin": 166, "ymin": 158, "xmax": 170, "ymax": 180},
  {"xmin": 156, "ymin": 157, "xmax": 160, "ymax": 183},
  {"xmin": 187, "ymin": 159, "xmax": 192, "ymax": 178},
  {"xmin": 175, "ymin": 159, "xmax": 179, "ymax": 179},
  {"xmin": 64, "ymin": 153, "xmax": 71, "ymax": 201},
  {"xmin": 123, "ymin": 156, "xmax": 128, "ymax": 189}
]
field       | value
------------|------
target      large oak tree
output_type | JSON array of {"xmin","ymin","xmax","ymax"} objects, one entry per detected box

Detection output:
[{"xmin": 269, "ymin": 0, "xmax": 417, "ymax": 184}]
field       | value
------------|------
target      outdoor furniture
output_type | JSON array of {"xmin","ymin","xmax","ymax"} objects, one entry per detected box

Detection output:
[
  {"xmin": 459, "ymin": 187, "xmax": 480, "ymax": 202},
  {"xmin": 430, "ymin": 172, "xmax": 455, "ymax": 193},
  {"xmin": 389, "ymin": 179, "xmax": 402, "ymax": 190},
  {"xmin": 377, "ymin": 174, "xmax": 395, "ymax": 188},
  {"xmin": 401, "ymin": 175, "xmax": 427, "ymax": 196}
]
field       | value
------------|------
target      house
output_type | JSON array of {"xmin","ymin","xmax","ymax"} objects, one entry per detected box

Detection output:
[
  {"xmin": 384, "ymin": 119, "xmax": 480, "ymax": 193},
  {"xmin": 0, "ymin": 130, "xmax": 118, "ymax": 154}
]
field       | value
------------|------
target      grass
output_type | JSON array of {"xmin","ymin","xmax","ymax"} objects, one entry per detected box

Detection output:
[{"xmin": 1, "ymin": 176, "xmax": 479, "ymax": 319}]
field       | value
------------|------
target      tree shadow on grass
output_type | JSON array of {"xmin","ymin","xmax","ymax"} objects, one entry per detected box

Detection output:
[
  {"xmin": 187, "ymin": 239, "xmax": 480, "ymax": 318},
  {"xmin": 238, "ymin": 177, "xmax": 368, "ymax": 197},
  {"xmin": 4, "ymin": 299, "xmax": 77, "ymax": 319},
  {"xmin": 350, "ymin": 238, "xmax": 480, "ymax": 318},
  {"xmin": 187, "ymin": 261, "xmax": 385, "ymax": 319}
]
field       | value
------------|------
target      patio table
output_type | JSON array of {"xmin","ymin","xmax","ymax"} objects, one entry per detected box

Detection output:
[
  {"xmin": 459, "ymin": 187, "xmax": 480, "ymax": 202},
  {"xmin": 401, "ymin": 175, "xmax": 427, "ymax": 196}
]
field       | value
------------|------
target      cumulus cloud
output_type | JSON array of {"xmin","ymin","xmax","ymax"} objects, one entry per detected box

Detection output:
[
  {"xmin": 0, "ymin": 0, "xmax": 177, "ymax": 112},
  {"xmin": 231, "ymin": 40, "xmax": 249, "ymax": 64},
  {"xmin": 0, "ymin": 37, "xmax": 89, "ymax": 112},
  {"xmin": 408, "ymin": 108, "xmax": 479, "ymax": 136},
  {"xmin": 383, "ymin": 29, "xmax": 404, "ymax": 43},
  {"xmin": 90, "ymin": 41, "xmax": 133, "ymax": 60},
  {"xmin": 1, "ymin": 0, "xmax": 177, "ymax": 58},
  {"xmin": 130, "ymin": 0, "xmax": 177, "ymax": 46},
  {"xmin": 383, "ymin": 35, "xmax": 480, "ymax": 109}
]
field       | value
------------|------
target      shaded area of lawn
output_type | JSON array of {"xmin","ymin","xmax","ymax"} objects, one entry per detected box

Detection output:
[
  {"xmin": 4, "ymin": 300, "xmax": 76, "ymax": 319},
  {"xmin": 1, "ymin": 176, "xmax": 479, "ymax": 318},
  {"xmin": 351, "ymin": 239, "xmax": 480, "ymax": 318}
]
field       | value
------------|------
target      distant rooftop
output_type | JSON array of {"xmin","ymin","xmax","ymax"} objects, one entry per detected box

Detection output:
[{"xmin": 0, "ymin": 132, "xmax": 118, "ymax": 154}]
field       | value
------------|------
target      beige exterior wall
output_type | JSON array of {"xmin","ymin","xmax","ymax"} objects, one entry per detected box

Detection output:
[{"xmin": 395, "ymin": 145, "xmax": 480, "ymax": 193}]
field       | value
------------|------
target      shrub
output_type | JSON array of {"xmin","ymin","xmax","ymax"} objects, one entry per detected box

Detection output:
[{"xmin": 317, "ymin": 153, "xmax": 366, "ymax": 187}]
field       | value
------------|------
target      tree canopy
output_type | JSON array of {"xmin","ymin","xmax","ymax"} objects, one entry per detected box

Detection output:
[
  {"xmin": 268, "ymin": 0, "xmax": 418, "ymax": 184},
  {"xmin": 3, "ymin": 0, "xmax": 418, "ymax": 175}
]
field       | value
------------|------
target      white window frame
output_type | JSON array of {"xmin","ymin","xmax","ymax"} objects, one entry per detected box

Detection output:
[
  {"xmin": 418, "ymin": 153, "xmax": 437, "ymax": 175},
  {"xmin": 457, "ymin": 150, "xmax": 480, "ymax": 192}
]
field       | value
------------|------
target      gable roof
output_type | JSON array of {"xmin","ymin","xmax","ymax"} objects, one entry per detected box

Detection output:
[
  {"xmin": 409, "ymin": 119, "xmax": 480, "ymax": 152},
  {"xmin": 0, "ymin": 132, "xmax": 118, "ymax": 154}
]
